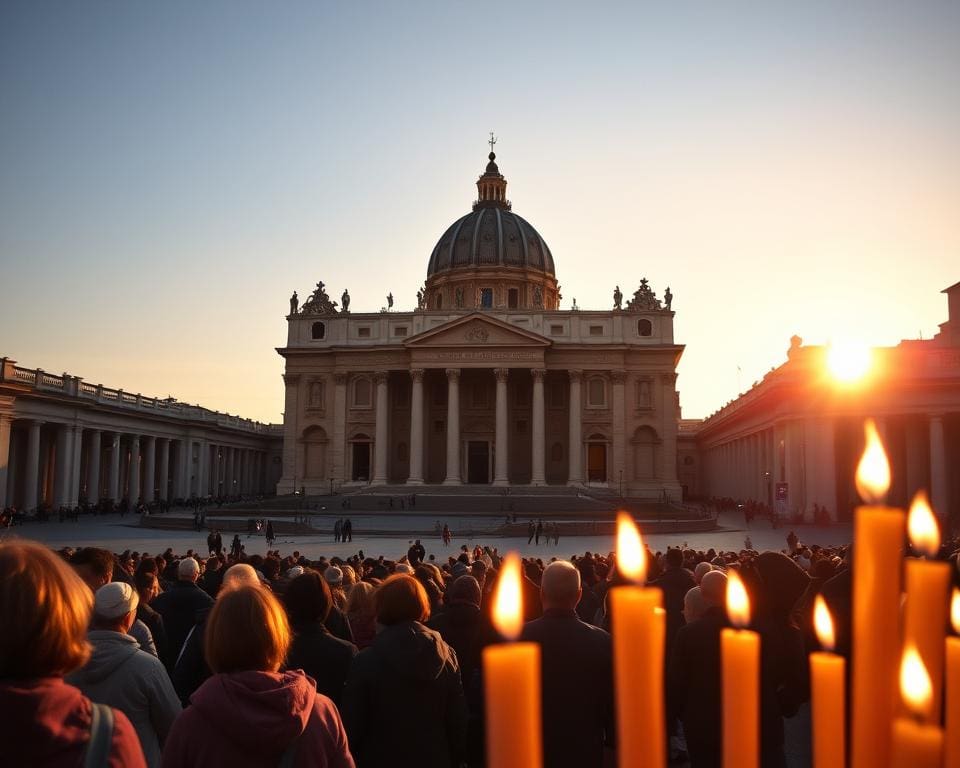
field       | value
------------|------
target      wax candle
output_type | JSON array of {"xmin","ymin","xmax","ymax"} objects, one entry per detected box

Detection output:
[
  {"xmin": 483, "ymin": 552, "xmax": 542, "ymax": 768},
  {"xmin": 945, "ymin": 589, "xmax": 960, "ymax": 768},
  {"xmin": 722, "ymin": 569, "xmax": 759, "ymax": 768},
  {"xmin": 890, "ymin": 646, "xmax": 942, "ymax": 768},
  {"xmin": 612, "ymin": 513, "xmax": 665, "ymax": 768},
  {"xmin": 902, "ymin": 491, "xmax": 949, "ymax": 721},
  {"xmin": 851, "ymin": 419, "xmax": 904, "ymax": 768},
  {"xmin": 811, "ymin": 595, "xmax": 845, "ymax": 768}
]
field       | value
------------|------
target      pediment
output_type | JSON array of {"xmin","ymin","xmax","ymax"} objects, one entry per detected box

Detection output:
[{"xmin": 404, "ymin": 313, "xmax": 551, "ymax": 349}]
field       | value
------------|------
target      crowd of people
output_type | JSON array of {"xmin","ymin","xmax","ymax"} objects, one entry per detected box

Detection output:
[{"xmin": 0, "ymin": 525, "xmax": 947, "ymax": 767}]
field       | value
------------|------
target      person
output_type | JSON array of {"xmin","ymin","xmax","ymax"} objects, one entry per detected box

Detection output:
[
  {"xmin": 161, "ymin": 585, "xmax": 355, "ymax": 768},
  {"xmin": 535, "ymin": 519, "xmax": 543, "ymax": 545},
  {"xmin": 528, "ymin": 520, "xmax": 536, "ymax": 544},
  {"xmin": 230, "ymin": 533, "xmax": 242, "ymax": 558},
  {"xmin": 0, "ymin": 540, "xmax": 147, "ymax": 767},
  {"xmin": 408, "ymin": 539, "xmax": 426, "ymax": 566},
  {"xmin": 343, "ymin": 518, "xmax": 353, "ymax": 542},
  {"xmin": 198, "ymin": 556, "xmax": 223, "ymax": 598},
  {"xmin": 653, "ymin": 547, "xmax": 697, "ymax": 667},
  {"xmin": 442, "ymin": 523, "xmax": 451, "ymax": 546},
  {"xmin": 683, "ymin": 586, "xmax": 708, "ymax": 624},
  {"xmin": 344, "ymin": 582, "xmax": 377, "ymax": 650},
  {"xmin": 265, "ymin": 520, "xmax": 276, "ymax": 547},
  {"xmin": 744, "ymin": 535, "xmax": 754, "ymax": 550},
  {"xmin": 342, "ymin": 574, "xmax": 467, "ymax": 768},
  {"xmin": 134, "ymin": 570, "xmax": 168, "ymax": 662},
  {"xmin": 334, "ymin": 518, "xmax": 342, "ymax": 543},
  {"xmin": 786, "ymin": 530, "xmax": 799, "ymax": 553},
  {"xmin": 520, "ymin": 561, "xmax": 614, "ymax": 768},
  {"xmin": 284, "ymin": 571, "xmax": 358, "ymax": 708},
  {"xmin": 67, "ymin": 582, "xmax": 181, "ymax": 767},
  {"xmin": 151, "ymin": 557, "xmax": 215, "ymax": 670}
]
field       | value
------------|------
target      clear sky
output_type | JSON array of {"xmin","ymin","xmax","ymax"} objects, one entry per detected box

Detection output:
[{"xmin": 1, "ymin": 1, "xmax": 958, "ymax": 423}]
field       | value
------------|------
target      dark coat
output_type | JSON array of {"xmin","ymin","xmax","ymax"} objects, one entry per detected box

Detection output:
[
  {"xmin": 172, "ymin": 609, "xmax": 212, "ymax": 706},
  {"xmin": 136, "ymin": 601, "xmax": 169, "ymax": 666},
  {"xmin": 325, "ymin": 605, "xmax": 355, "ymax": 644},
  {"xmin": 653, "ymin": 565, "xmax": 697, "ymax": 661},
  {"xmin": 151, "ymin": 579, "xmax": 214, "ymax": 670},
  {"xmin": 286, "ymin": 621, "xmax": 358, "ymax": 708},
  {"xmin": 519, "ymin": 608, "xmax": 614, "ymax": 768},
  {"xmin": 342, "ymin": 621, "xmax": 467, "ymax": 768}
]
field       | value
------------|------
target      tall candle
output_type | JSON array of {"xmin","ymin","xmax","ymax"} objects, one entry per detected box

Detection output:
[
  {"xmin": 612, "ymin": 513, "xmax": 665, "ymax": 768},
  {"xmin": 722, "ymin": 569, "xmax": 759, "ymax": 768},
  {"xmin": 811, "ymin": 595, "xmax": 845, "ymax": 768},
  {"xmin": 483, "ymin": 552, "xmax": 542, "ymax": 768},
  {"xmin": 851, "ymin": 419, "xmax": 904, "ymax": 768},
  {"xmin": 945, "ymin": 590, "xmax": 960, "ymax": 768},
  {"xmin": 890, "ymin": 646, "xmax": 942, "ymax": 768},
  {"xmin": 902, "ymin": 491, "xmax": 949, "ymax": 721}
]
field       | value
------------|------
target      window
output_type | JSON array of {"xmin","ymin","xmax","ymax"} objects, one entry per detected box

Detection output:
[
  {"xmin": 636, "ymin": 379, "xmax": 652, "ymax": 408},
  {"xmin": 480, "ymin": 288, "xmax": 494, "ymax": 308},
  {"xmin": 589, "ymin": 325, "xmax": 604, "ymax": 336},
  {"xmin": 508, "ymin": 288, "xmax": 519, "ymax": 308},
  {"xmin": 587, "ymin": 377, "xmax": 606, "ymax": 407},
  {"xmin": 311, "ymin": 322, "xmax": 325, "ymax": 340},
  {"xmin": 308, "ymin": 380, "xmax": 325, "ymax": 408},
  {"xmin": 358, "ymin": 327, "xmax": 371, "ymax": 338},
  {"xmin": 550, "ymin": 324, "xmax": 564, "ymax": 336},
  {"xmin": 353, "ymin": 378, "xmax": 371, "ymax": 407},
  {"xmin": 638, "ymin": 319, "xmax": 652, "ymax": 337},
  {"xmin": 393, "ymin": 326, "xmax": 408, "ymax": 337}
]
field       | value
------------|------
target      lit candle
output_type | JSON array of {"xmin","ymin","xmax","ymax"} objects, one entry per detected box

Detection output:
[
  {"xmin": 903, "ymin": 491, "xmax": 949, "ymax": 721},
  {"xmin": 851, "ymin": 419, "xmax": 905, "ymax": 768},
  {"xmin": 483, "ymin": 552, "xmax": 542, "ymax": 768},
  {"xmin": 611, "ymin": 513, "xmax": 665, "ymax": 768},
  {"xmin": 722, "ymin": 569, "xmax": 759, "ymax": 768},
  {"xmin": 945, "ymin": 590, "xmax": 960, "ymax": 768},
  {"xmin": 890, "ymin": 646, "xmax": 942, "ymax": 768},
  {"xmin": 810, "ymin": 595, "xmax": 845, "ymax": 768}
]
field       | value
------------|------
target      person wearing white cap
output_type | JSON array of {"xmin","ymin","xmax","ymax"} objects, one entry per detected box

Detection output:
[
  {"xmin": 151, "ymin": 557, "xmax": 214, "ymax": 670},
  {"xmin": 67, "ymin": 582, "xmax": 182, "ymax": 767}
]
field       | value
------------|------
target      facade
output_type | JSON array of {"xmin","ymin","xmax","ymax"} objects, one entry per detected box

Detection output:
[
  {"xmin": 693, "ymin": 282, "xmax": 960, "ymax": 524},
  {"xmin": 277, "ymin": 151, "xmax": 685, "ymax": 498},
  {"xmin": 0, "ymin": 359, "xmax": 283, "ymax": 511}
]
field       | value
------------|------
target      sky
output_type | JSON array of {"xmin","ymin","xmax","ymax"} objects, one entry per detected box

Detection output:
[{"xmin": 1, "ymin": 1, "xmax": 958, "ymax": 423}]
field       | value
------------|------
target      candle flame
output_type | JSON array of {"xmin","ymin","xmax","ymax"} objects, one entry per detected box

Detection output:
[
  {"xmin": 813, "ymin": 595, "xmax": 835, "ymax": 652},
  {"xmin": 952, "ymin": 589, "xmax": 960, "ymax": 635},
  {"xmin": 907, "ymin": 491, "xmax": 940, "ymax": 557},
  {"xmin": 492, "ymin": 552, "xmax": 524, "ymax": 641},
  {"xmin": 726, "ymin": 570, "xmax": 751, "ymax": 628},
  {"xmin": 616, "ymin": 512, "xmax": 647, "ymax": 583},
  {"xmin": 855, "ymin": 419, "xmax": 890, "ymax": 504},
  {"xmin": 899, "ymin": 644, "xmax": 933, "ymax": 720}
]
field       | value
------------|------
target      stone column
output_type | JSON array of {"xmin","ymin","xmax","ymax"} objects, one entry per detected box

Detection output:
[
  {"xmin": 567, "ymin": 370, "xmax": 583, "ymax": 486},
  {"xmin": 158, "ymin": 439, "xmax": 170, "ymax": 501},
  {"xmin": 280, "ymin": 374, "xmax": 300, "ymax": 492},
  {"xmin": 0, "ymin": 414, "xmax": 11, "ymax": 508},
  {"xmin": 660, "ymin": 372, "xmax": 679, "ymax": 487},
  {"xmin": 531, "ymin": 368, "xmax": 547, "ymax": 486},
  {"xmin": 332, "ymin": 374, "xmax": 348, "ymax": 486},
  {"xmin": 68, "ymin": 426, "xmax": 84, "ymax": 507},
  {"xmin": 128, "ymin": 435, "xmax": 141, "ymax": 502},
  {"xmin": 53, "ymin": 424, "xmax": 73, "ymax": 508},
  {"xmin": 372, "ymin": 372, "xmax": 390, "ymax": 485},
  {"xmin": 142, "ymin": 436, "xmax": 156, "ymax": 502},
  {"xmin": 407, "ymin": 369, "xmax": 425, "ymax": 484},
  {"xmin": 86, "ymin": 430, "xmax": 102, "ymax": 502},
  {"xmin": 443, "ymin": 368, "xmax": 461, "ymax": 484},
  {"xmin": 611, "ymin": 370, "xmax": 626, "ymax": 493},
  {"xmin": 24, "ymin": 421, "xmax": 43, "ymax": 511},
  {"xmin": 493, "ymin": 368, "xmax": 510, "ymax": 486},
  {"xmin": 930, "ymin": 414, "xmax": 948, "ymax": 519},
  {"xmin": 106, "ymin": 434, "xmax": 121, "ymax": 502}
]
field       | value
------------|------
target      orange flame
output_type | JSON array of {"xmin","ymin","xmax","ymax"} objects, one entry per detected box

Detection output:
[
  {"xmin": 855, "ymin": 419, "xmax": 890, "ymax": 504},
  {"xmin": 951, "ymin": 589, "xmax": 960, "ymax": 636},
  {"xmin": 726, "ymin": 570, "xmax": 751, "ymax": 629},
  {"xmin": 814, "ymin": 595, "xmax": 835, "ymax": 652},
  {"xmin": 900, "ymin": 644, "xmax": 933, "ymax": 720},
  {"xmin": 492, "ymin": 552, "xmax": 524, "ymax": 641},
  {"xmin": 908, "ymin": 491, "xmax": 940, "ymax": 557},
  {"xmin": 616, "ymin": 512, "xmax": 646, "ymax": 583}
]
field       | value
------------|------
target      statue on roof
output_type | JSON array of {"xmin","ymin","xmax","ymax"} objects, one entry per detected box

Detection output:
[
  {"xmin": 664, "ymin": 286, "xmax": 673, "ymax": 311},
  {"xmin": 625, "ymin": 278, "xmax": 662, "ymax": 312},
  {"xmin": 416, "ymin": 286, "xmax": 424, "ymax": 309},
  {"xmin": 300, "ymin": 281, "xmax": 339, "ymax": 315},
  {"xmin": 387, "ymin": 292, "xmax": 394, "ymax": 310},
  {"xmin": 533, "ymin": 285, "xmax": 544, "ymax": 309},
  {"xmin": 289, "ymin": 291, "xmax": 299, "ymax": 316},
  {"xmin": 613, "ymin": 285, "xmax": 623, "ymax": 310},
  {"xmin": 341, "ymin": 289, "xmax": 351, "ymax": 313}
]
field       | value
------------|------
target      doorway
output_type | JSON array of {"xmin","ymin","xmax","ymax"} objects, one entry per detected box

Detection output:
[
  {"xmin": 351, "ymin": 441, "xmax": 371, "ymax": 482},
  {"xmin": 587, "ymin": 442, "xmax": 607, "ymax": 483},
  {"xmin": 467, "ymin": 441, "xmax": 490, "ymax": 484}
]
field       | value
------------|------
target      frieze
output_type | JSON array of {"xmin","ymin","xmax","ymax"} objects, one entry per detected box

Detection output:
[{"xmin": 415, "ymin": 351, "xmax": 543, "ymax": 362}]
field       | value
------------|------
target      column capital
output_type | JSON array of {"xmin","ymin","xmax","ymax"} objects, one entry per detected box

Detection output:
[
  {"xmin": 283, "ymin": 373, "xmax": 301, "ymax": 386},
  {"xmin": 493, "ymin": 368, "xmax": 510, "ymax": 383},
  {"xmin": 333, "ymin": 373, "xmax": 349, "ymax": 385},
  {"xmin": 660, "ymin": 371, "xmax": 678, "ymax": 385},
  {"xmin": 373, "ymin": 371, "xmax": 389, "ymax": 385},
  {"xmin": 445, "ymin": 368, "xmax": 461, "ymax": 382},
  {"xmin": 531, "ymin": 368, "xmax": 547, "ymax": 381},
  {"xmin": 410, "ymin": 368, "xmax": 425, "ymax": 382},
  {"xmin": 568, "ymin": 369, "xmax": 583, "ymax": 382},
  {"xmin": 610, "ymin": 370, "xmax": 627, "ymax": 384}
]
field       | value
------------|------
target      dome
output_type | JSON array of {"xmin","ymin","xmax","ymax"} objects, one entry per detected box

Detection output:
[{"xmin": 426, "ymin": 207, "xmax": 556, "ymax": 277}]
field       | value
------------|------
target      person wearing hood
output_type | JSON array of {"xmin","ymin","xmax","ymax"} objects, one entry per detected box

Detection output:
[
  {"xmin": 0, "ymin": 540, "xmax": 147, "ymax": 767},
  {"xmin": 67, "ymin": 582, "xmax": 181, "ymax": 767},
  {"xmin": 342, "ymin": 574, "xmax": 467, "ymax": 768},
  {"xmin": 162, "ymin": 585, "xmax": 354, "ymax": 768}
]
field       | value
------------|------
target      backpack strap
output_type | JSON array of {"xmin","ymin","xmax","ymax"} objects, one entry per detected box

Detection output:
[{"xmin": 84, "ymin": 702, "xmax": 114, "ymax": 768}]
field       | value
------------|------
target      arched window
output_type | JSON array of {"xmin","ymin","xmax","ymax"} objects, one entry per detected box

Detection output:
[
  {"xmin": 637, "ymin": 319, "xmax": 652, "ymax": 337},
  {"xmin": 312, "ymin": 322, "xmax": 326, "ymax": 340},
  {"xmin": 587, "ymin": 377, "xmax": 606, "ymax": 407},
  {"xmin": 353, "ymin": 378, "xmax": 371, "ymax": 407}
]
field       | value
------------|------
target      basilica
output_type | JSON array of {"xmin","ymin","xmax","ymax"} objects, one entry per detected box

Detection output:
[{"xmin": 277, "ymin": 149, "xmax": 684, "ymax": 498}]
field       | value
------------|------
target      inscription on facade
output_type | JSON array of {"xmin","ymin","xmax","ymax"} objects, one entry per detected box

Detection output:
[{"xmin": 416, "ymin": 350, "xmax": 542, "ymax": 362}]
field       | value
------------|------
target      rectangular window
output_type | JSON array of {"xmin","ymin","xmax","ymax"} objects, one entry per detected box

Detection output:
[
  {"xmin": 589, "ymin": 325, "xmax": 604, "ymax": 336},
  {"xmin": 508, "ymin": 288, "xmax": 519, "ymax": 308},
  {"xmin": 358, "ymin": 327, "xmax": 371, "ymax": 338},
  {"xmin": 480, "ymin": 288, "xmax": 494, "ymax": 308},
  {"xmin": 550, "ymin": 324, "xmax": 564, "ymax": 336},
  {"xmin": 393, "ymin": 326, "xmax": 407, "ymax": 337},
  {"xmin": 587, "ymin": 378, "xmax": 606, "ymax": 407}
]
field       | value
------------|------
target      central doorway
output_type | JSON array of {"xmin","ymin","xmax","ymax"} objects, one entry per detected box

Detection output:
[
  {"xmin": 587, "ymin": 442, "xmax": 607, "ymax": 483},
  {"xmin": 351, "ymin": 441, "xmax": 371, "ymax": 482},
  {"xmin": 467, "ymin": 440, "xmax": 490, "ymax": 484}
]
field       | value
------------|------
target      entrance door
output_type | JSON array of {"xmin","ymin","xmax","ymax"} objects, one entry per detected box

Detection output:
[
  {"xmin": 587, "ymin": 443, "xmax": 607, "ymax": 483},
  {"xmin": 351, "ymin": 442, "xmax": 371, "ymax": 481},
  {"xmin": 467, "ymin": 441, "xmax": 490, "ymax": 484}
]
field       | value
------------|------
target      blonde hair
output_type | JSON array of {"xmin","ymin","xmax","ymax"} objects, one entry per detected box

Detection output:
[
  {"xmin": 205, "ymin": 586, "xmax": 290, "ymax": 674},
  {"xmin": 0, "ymin": 541, "xmax": 93, "ymax": 678},
  {"xmin": 345, "ymin": 580, "xmax": 376, "ymax": 617}
]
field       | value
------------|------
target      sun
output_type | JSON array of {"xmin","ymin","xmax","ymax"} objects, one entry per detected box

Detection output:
[{"xmin": 826, "ymin": 339, "xmax": 872, "ymax": 383}]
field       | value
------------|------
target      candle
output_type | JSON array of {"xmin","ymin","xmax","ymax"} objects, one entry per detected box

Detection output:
[
  {"xmin": 890, "ymin": 646, "xmax": 942, "ymax": 768},
  {"xmin": 945, "ymin": 590, "xmax": 960, "ymax": 768},
  {"xmin": 851, "ymin": 419, "xmax": 904, "ymax": 768},
  {"xmin": 903, "ymin": 490, "xmax": 949, "ymax": 721},
  {"xmin": 811, "ymin": 595, "xmax": 845, "ymax": 768},
  {"xmin": 611, "ymin": 513, "xmax": 665, "ymax": 768},
  {"xmin": 483, "ymin": 552, "xmax": 542, "ymax": 768},
  {"xmin": 722, "ymin": 569, "xmax": 759, "ymax": 768}
]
